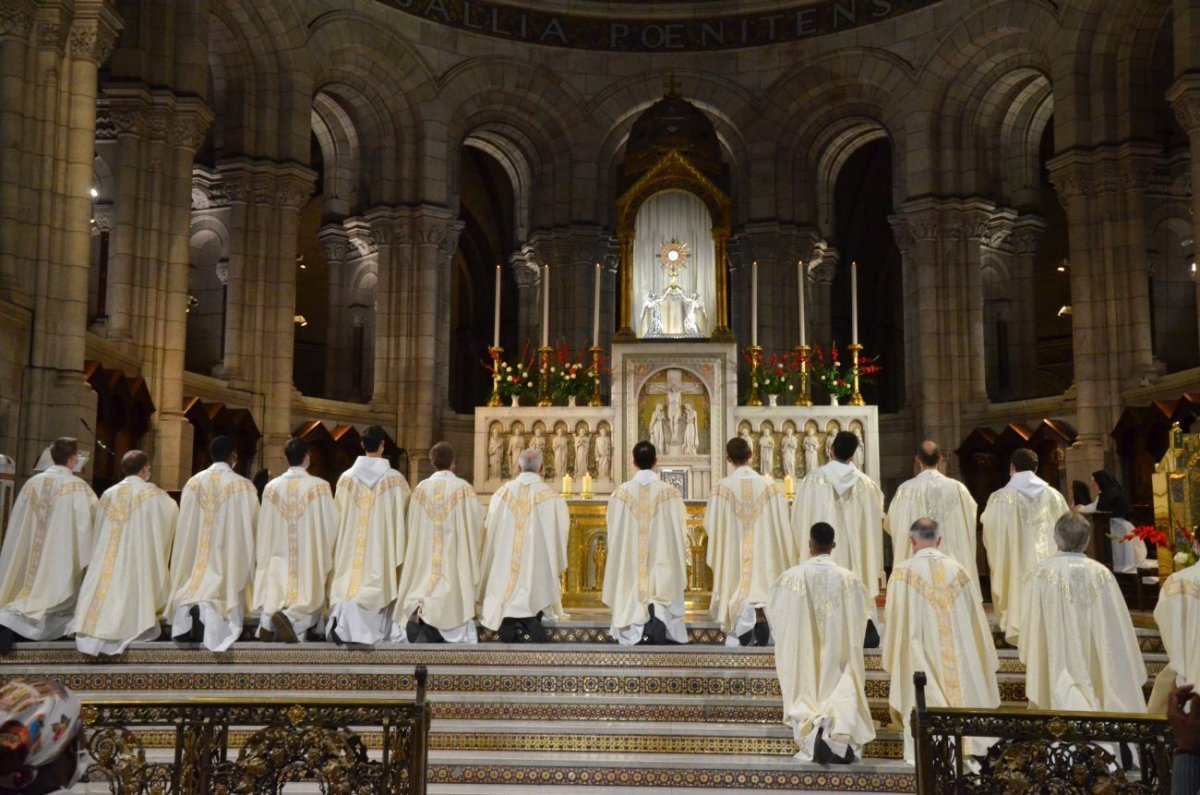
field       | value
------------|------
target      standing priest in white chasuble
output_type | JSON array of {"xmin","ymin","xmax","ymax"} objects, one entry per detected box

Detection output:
[
  {"xmin": 1019, "ymin": 511, "xmax": 1147, "ymax": 714},
  {"xmin": 0, "ymin": 437, "xmax": 97, "ymax": 651},
  {"xmin": 397, "ymin": 442, "xmax": 484, "ymax": 643},
  {"xmin": 168, "ymin": 436, "xmax": 258, "ymax": 651},
  {"xmin": 883, "ymin": 518, "xmax": 1000, "ymax": 764},
  {"xmin": 252, "ymin": 438, "xmax": 338, "ymax": 643},
  {"xmin": 327, "ymin": 425, "xmax": 410, "ymax": 646},
  {"xmin": 791, "ymin": 431, "xmax": 885, "ymax": 609},
  {"xmin": 1154, "ymin": 534, "xmax": 1200, "ymax": 698},
  {"xmin": 73, "ymin": 450, "xmax": 177, "ymax": 657},
  {"xmin": 981, "ymin": 447, "xmax": 1068, "ymax": 644},
  {"xmin": 766, "ymin": 522, "xmax": 874, "ymax": 764},
  {"xmin": 884, "ymin": 441, "xmax": 979, "ymax": 587},
  {"xmin": 478, "ymin": 448, "xmax": 568, "ymax": 642},
  {"xmin": 604, "ymin": 441, "xmax": 689, "ymax": 645},
  {"xmin": 706, "ymin": 435, "xmax": 795, "ymax": 646}
]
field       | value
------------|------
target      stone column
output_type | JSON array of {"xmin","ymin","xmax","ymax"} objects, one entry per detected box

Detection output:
[
  {"xmin": 509, "ymin": 244, "xmax": 540, "ymax": 347},
  {"xmin": 806, "ymin": 243, "xmax": 838, "ymax": 349},
  {"xmin": 1167, "ymin": 74, "xmax": 1200, "ymax": 360},
  {"xmin": 318, "ymin": 225, "xmax": 351, "ymax": 400},
  {"xmin": 0, "ymin": 1, "xmax": 35, "ymax": 295},
  {"xmin": 1006, "ymin": 216, "xmax": 1046, "ymax": 399}
]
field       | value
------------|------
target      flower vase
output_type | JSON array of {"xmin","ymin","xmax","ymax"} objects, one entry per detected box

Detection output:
[
  {"xmin": 1157, "ymin": 544, "xmax": 1175, "ymax": 577},
  {"xmin": 829, "ymin": 395, "xmax": 839, "ymax": 406},
  {"xmin": 568, "ymin": 395, "xmax": 578, "ymax": 408},
  {"xmin": 767, "ymin": 394, "xmax": 779, "ymax": 407},
  {"xmin": 510, "ymin": 396, "xmax": 520, "ymax": 408}
]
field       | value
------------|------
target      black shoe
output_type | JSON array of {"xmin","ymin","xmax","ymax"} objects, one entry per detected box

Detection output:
[
  {"xmin": 524, "ymin": 613, "xmax": 548, "ymax": 643},
  {"xmin": 0, "ymin": 626, "xmax": 14, "ymax": 655},
  {"xmin": 498, "ymin": 617, "xmax": 519, "ymax": 643},
  {"xmin": 737, "ymin": 629, "xmax": 755, "ymax": 646},
  {"xmin": 328, "ymin": 618, "xmax": 344, "ymax": 646},
  {"xmin": 639, "ymin": 605, "xmax": 668, "ymax": 645},
  {"xmin": 407, "ymin": 620, "xmax": 444, "ymax": 643},
  {"xmin": 189, "ymin": 605, "xmax": 204, "ymax": 643},
  {"xmin": 270, "ymin": 612, "xmax": 298, "ymax": 644},
  {"xmin": 863, "ymin": 620, "xmax": 880, "ymax": 649},
  {"xmin": 813, "ymin": 727, "xmax": 831, "ymax": 765}
]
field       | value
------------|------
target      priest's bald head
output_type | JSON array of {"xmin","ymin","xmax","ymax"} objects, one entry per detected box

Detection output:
[
  {"xmin": 517, "ymin": 448, "xmax": 543, "ymax": 475},
  {"xmin": 809, "ymin": 521, "xmax": 836, "ymax": 556},
  {"xmin": 831, "ymin": 431, "xmax": 858, "ymax": 464},
  {"xmin": 632, "ymin": 441, "xmax": 656, "ymax": 471},
  {"xmin": 909, "ymin": 517, "xmax": 942, "ymax": 551},
  {"xmin": 1054, "ymin": 511, "xmax": 1092, "ymax": 553},
  {"xmin": 916, "ymin": 441, "xmax": 941, "ymax": 470}
]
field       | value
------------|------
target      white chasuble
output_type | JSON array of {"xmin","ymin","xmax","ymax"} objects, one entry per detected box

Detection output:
[
  {"xmin": 478, "ymin": 473, "xmax": 569, "ymax": 631},
  {"xmin": 328, "ymin": 457, "xmax": 410, "ymax": 644},
  {"xmin": 1019, "ymin": 553, "xmax": 1146, "ymax": 714},
  {"xmin": 73, "ymin": 477, "xmax": 178, "ymax": 656},
  {"xmin": 791, "ymin": 461, "xmax": 885, "ymax": 602},
  {"xmin": 705, "ymin": 466, "xmax": 796, "ymax": 637},
  {"xmin": 168, "ymin": 463, "xmax": 258, "ymax": 651},
  {"xmin": 883, "ymin": 548, "xmax": 1000, "ymax": 763},
  {"xmin": 252, "ymin": 467, "xmax": 338, "ymax": 636},
  {"xmin": 980, "ymin": 471, "xmax": 1068, "ymax": 644},
  {"xmin": 603, "ymin": 469, "xmax": 689, "ymax": 644},
  {"xmin": 397, "ymin": 471, "xmax": 485, "ymax": 638},
  {"xmin": 885, "ymin": 469, "xmax": 979, "ymax": 586},
  {"xmin": 765, "ymin": 556, "xmax": 875, "ymax": 761},
  {"xmin": 1155, "ymin": 563, "xmax": 1200, "ymax": 691},
  {"xmin": 0, "ymin": 466, "xmax": 98, "ymax": 640}
]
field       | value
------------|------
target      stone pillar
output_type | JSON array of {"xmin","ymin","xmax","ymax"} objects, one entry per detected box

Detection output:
[
  {"xmin": 806, "ymin": 244, "xmax": 838, "ymax": 349},
  {"xmin": 1167, "ymin": 74, "xmax": 1200, "ymax": 360},
  {"xmin": 0, "ymin": 1, "xmax": 35, "ymax": 296},
  {"xmin": 318, "ymin": 225, "xmax": 351, "ymax": 400},
  {"xmin": 1007, "ymin": 216, "xmax": 1046, "ymax": 400},
  {"xmin": 509, "ymin": 244, "xmax": 540, "ymax": 348}
]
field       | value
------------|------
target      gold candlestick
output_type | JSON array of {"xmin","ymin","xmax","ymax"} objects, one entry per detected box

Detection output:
[
  {"xmin": 588, "ymin": 345, "xmax": 604, "ymax": 407},
  {"xmin": 847, "ymin": 343, "xmax": 865, "ymax": 406},
  {"xmin": 745, "ymin": 345, "xmax": 764, "ymax": 406},
  {"xmin": 793, "ymin": 344, "xmax": 813, "ymax": 406},
  {"xmin": 537, "ymin": 345, "xmax": 553, "ymax": 407},
  {"xmin": 487, "ymin": 346, "xmax": 504, "ymax": 407}
]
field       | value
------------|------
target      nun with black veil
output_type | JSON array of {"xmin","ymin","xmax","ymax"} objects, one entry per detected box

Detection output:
[{"xmin": 1083, "ymin": 470, "xmax": 1147, "ymax": 573}]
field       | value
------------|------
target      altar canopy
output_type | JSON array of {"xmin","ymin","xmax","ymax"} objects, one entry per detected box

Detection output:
[{"xmin": 632, "ymin": 191, "xmax": 717, "ymax": 339}]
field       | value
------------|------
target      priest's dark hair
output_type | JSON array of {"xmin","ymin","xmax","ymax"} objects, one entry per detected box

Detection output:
[
  {"xmin": 1010, "ymin": 448, "xmax": 1038, "ymax": 472},
  {"xmin": 633, "ymin": 441, "xmax": 656, "ymax": 470},
  {"xmin": 49, "ymin": 437, "xmax": 78, "ymax": 466},
  {"xmin": 284, "ymin": 438, "xmax": 310, "ymax": 466},
  {"xmin": 809, "ymin": 522, "xmax": 836, "ymax": 549},
  {"xmin": 726, "ymin": 437, "xmax": 751, "ymax": 465},
  {"xmin": 916, "ymin": 440, "xmax": 941, "ymax": 468},
  {"xmin": 362, "ymin": 425, "xmax": 386, "ymax": 454},
  {"xmin": 209, "ymin": 435, "xmax": 236, "ymax": 464},
  {"xmin": 430, "ymin": 441, "xmax": 454, "ymax": 471},
  {"xmin": 121, "ymin": 449, "xmax": 149, "ymax": 476},
  {"xmin": 831, "ymin": 431, "xmax": 858, "ymax": 463}
]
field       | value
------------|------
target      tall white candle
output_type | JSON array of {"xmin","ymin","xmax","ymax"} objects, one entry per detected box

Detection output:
[
  {"xmin": 851, "ymin": 260, "xmax": 859, "ymax": 345},
  {"xmin": 541, "ymin": 264, "xmax": 550, "ymax": 348},
  {"xmin": 751, "ymin": 260, "xmax": 758, "ymax": 347},
  {"xmin": 797, "ymin": 260, "xmax": 806, "ymax": 347},
  {"xmin": 493, "ymin": 263, "xmax": 501, "ymax": 348},
  {"xmin": 592, "ymin": 261, "xmax": 601, "ymax": 347}
]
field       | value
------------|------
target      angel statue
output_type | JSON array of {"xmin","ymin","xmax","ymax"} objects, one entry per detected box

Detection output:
[
  {"xmin": 683, "ymin": 291, "xmax": 707, "ymax": 336},
  {"xmin": 640, "ymin": 290, "xmax": 664, "ymax": 336}
]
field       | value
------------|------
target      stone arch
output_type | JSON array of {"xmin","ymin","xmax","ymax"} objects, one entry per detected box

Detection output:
[
  {"xmin": 463, "ymin": 124, "xmax": 535, "ymax": 242},
  {"xmin": 813, "ymin": 120, "xmax": 890, "ymax": 238}
]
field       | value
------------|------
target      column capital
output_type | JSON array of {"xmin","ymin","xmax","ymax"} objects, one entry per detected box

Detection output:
[
  {"xmin": 92, "ymin": 203, "xmax": 114, "ymax": 233},
  {"xmin": 1007, "ymin": 215, "xmax": 1047, "ymax": 255},
  {"xmin": 317, "ymin": 225, "xmax": 352, "ymax": 265},
  {"xmin": 216, "ymin": 158, "xmax": 316, "ymax": 209},
  {"xmin": 169, "ymin": 100, "xmax": 214, "ymax": 153},
  {"xmin": 509, "ymin": 243, "xmax": 540, "ymax": 287},
  {"xmin": 214, "ymin": 259, "xmax": 229, "ymax": 285},
  {"xmin": 1167, "ymin": 73, "xmax": 1200, "ymax": 133},
  {"xmin": 68, "ymin": 5, "xmax": 121, "ymax": 64},
  {"xmin": 0, "ymin": 1, "xmax": 35, "ymax": 40},
  {"xmin": 888, "ymin": 201, "xmax": 943, "ymax": 252}
]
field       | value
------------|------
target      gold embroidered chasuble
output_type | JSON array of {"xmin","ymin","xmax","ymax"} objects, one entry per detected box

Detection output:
[
  {"xmin": 705, "ymin": 466, "xmax": 796, "ymax": 633},
  {"xmin": 396, "ymin": 471, "xmax": 484, "ymax": 631},
  {"xmin": 329, "ymin": 459, "xmax": 410, "ymax": 614},
  {"xmin": 884, "ymin": 469, "xmax": 979, "ymax": 586},
  {"xmin": 0, "ymin": 466, "xmax": 97, "ymax": 635},
  {"xmin": 478, "ymin": 473, "xmax": 568, "ymax": 630},
  {"xmin": 882, "ymin": 547, "xmax": 999, "ymax": 763},
  {"xmin": 791, "ymin": 461, "xmax": 885, "ymax": 601},
  {"xmin": 1155, "ymin": 562, "xmax": 1200, "ymax": 689}
]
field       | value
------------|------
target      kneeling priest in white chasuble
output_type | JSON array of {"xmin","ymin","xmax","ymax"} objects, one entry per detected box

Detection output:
[
  {"xmin": 791, "ymin": 431, "xmax": 884, "ymax": 605},
  {"xmin": 168, "ymin": 436, "xmax": 258, "ymax": 651},
  {"xmin": 1154, "ymin": 535, "xmax": 1200, "ymax": 698},
  {"xmin": 604, "ymin": 441, "xmax": 689, "ymax": 645},
  {"xmin": 884, "ymin": 441, "xmax": 979, "ymax": 586},
  {"xmin": 765, "ymin": 522, "xmax": 874, "ymax": 764},
  {"xmin": 1019, "ymin": 511, "xmax": 1147, "ymax": 714},
  {"xmin": 397, "ymin": 442, "xmax": 485, "ymax": 643},
  {"xmin": 706, "ymin": 436, "xmax": 795, "ymax": 646},
  {"xmin": 980, "ymin": 447, "xmax": 1068, "ymax": 645},
  {"xmin": 252, "ymin": 439, "xmax": 338, "ymax": 642},
  {"xmin": 74, "ymin": 451, "xmax": 177, "ymax": 657},
  {"xmin": 883, "ymin": 518, "xmax": 999, "ymax": 764},
  {"xmin": 0, "ymin": 437, "xmax": 97, "ymax": 646},
  {"xmin": 478, "ymin": 449, "xmax": 569, "ymax": 635},
  {"xmin": 328, "ymin": 426, "xmax": 410, "ymax": 646}
]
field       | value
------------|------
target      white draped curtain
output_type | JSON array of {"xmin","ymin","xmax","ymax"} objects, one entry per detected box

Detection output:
[{"xmin": 632, "ymin": 190, "xmax": 717, "ymax": 337}]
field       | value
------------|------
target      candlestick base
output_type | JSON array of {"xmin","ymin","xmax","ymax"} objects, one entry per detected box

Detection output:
[
  {"xmin": 588, "ymin": 345, "xmax": 605, "ymax": 407},
  {"xmin": 711, "ymin": 325, "xmax": 735, "ymax": 343},
  {"xmin": 486, "ymin": 346, "xmax": 504, "ymax": 407},
  {"xmin": 793, "ymin": 344, "xmax": 813, "ymax": 406},
  {"xmin": 744, "ymin": 345, "xmax": 764, "ymax": 406},
  {"xmin": 847, "ymin": 343, "xmax": 866, "ymax": 406},
  {"xmin": 537, "ymin": 345, "xmax": 554, "ymax": 407}
]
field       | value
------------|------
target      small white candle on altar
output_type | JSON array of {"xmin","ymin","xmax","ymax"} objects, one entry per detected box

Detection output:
[
  {"xmin": 851, "ymin": 260, "xmax": 859, "ymax": 345},
  {"xmin": 797, "ymin": 260, "xmax": 806, "ymax": 346},
  {"xmin": 492, "ymin": 263, "xmax": 502, "ymax": 348},
  {"xmin": 581, "ymin": 472, "xmax": 593, "ymax": 496},
  {"xmin": 541, "ymin": 264, "xmax": 550, "ymax": 348},
  {"xmin": 592, "ymin": 261, "xmax": 601, "ymax": 347},
  {"xmin": 561, "ymin": 473, "xmax": 573, "ymax": 495},
  {"xmin": 751, "ymin": 260, "xmax": 759, "ymax": 347}
]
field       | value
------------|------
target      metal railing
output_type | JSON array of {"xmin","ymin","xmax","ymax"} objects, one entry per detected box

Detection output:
[{"xmin": 81, "ymin": 665, "xmax": 430, "ymax": 794}]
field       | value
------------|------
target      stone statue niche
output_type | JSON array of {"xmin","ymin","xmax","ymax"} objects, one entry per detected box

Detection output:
[{"xmin": 638, "ymin": 367, "xmax": 710, "ymax": 458}]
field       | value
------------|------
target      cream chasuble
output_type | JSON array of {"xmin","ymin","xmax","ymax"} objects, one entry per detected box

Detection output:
[
  {"xmin": 252, "ymin": 467, "xmax": 338, "ymax": 637},
  {"xmin": 73, "ymin": 477, "xmax": 177, "ymax": 657},
  {"xmin": 1019, "ymin": 553, "xmax": 1146, "ymax": 713},
  {"xmin": 765, "ymin": 556, "xmax": 875, "ymax": 761},
  {"xmin": 478, "ymin": 472, "xmax": 569, "ymax": 631},
  {"xmin": 705, "ymin": 466, "xmax": 796, "ymax": 638},
  {"xmin": 396, "ymin": 470, "xmax": 485, "ymax": 639},
  {"xmin": 791, "ymin": 461, "xmax": 885, "ymax": 602},
  {"xmin": 885, "ymin": 469, "xmax": 979, "ymax": 586},
  {"xmin": 980, "ymin": 471, "xmax": 1068, "ymax": 644},
  {"xmin": 0, "ymin": 466, "xmax": 97, "ymax": 640},
  {"xmin": 603, "ymin": 469, "xmax": 689, "ymax": 645},
  {"xmin": 883, "ymin": 548, "xmax": 1000, "ymax": 763},
  {"xmin": 1154, "ymin": 563, "xmax": 1200, "ymax": 692},
  {"xmin": 328, "ymin": 457, "xmax": 410, "ymax": 645},
  {"xmin": 168, "ymin": 463, "xmax": 258, "ymax": 652}
]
